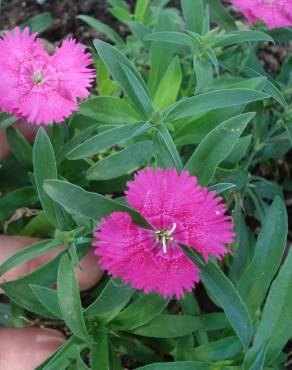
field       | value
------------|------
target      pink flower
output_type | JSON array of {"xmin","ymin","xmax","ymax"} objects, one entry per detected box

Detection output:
[
  {"xmin": 93, "ymin": 168, "xmax": 234, "ymax": 298},
  {"xmin": 0, "ymin": 27, "xmax": 95, "ymax": 125},
  {"xmin": 229, "ymin": 0, "xmax": 292, "ymax": 29}
]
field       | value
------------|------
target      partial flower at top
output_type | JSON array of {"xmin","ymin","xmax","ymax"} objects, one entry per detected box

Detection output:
[
  {"xmin": 92, "ymin": 168, "xmax": 234, "ymax": 299},
  {"xmin": 0, "ymin": 27, "xmax": 95, "ymax": 125},
  {"xmin": 229, "ymin": 0, "xmax": 292, "ymax": 29}
]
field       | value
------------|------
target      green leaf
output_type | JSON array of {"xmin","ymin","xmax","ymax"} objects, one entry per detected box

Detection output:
[
  {"xmin": 111, "ymin": 292, "xmax": 169, "ymax": 330},
  {"xmin": 22, "ymin": 12, "xmax": 53, "ymax": 33},
  {"xmin": 244, "ymin": 247, "xmax": 292, "ymax": 366},
  {"xmin": 110, "ymin": 6, "xmax": 132, "ymax": 24},
  {"xmin": 30, "ymin": 285, "xmax": 62, "ymax": 318},
  {"xmin": 187, "ymin": 336, "xmax": 242, "ymax": 362},
  {"xmin": 145, "ymin": 31, "xmax": 195, "ymax": 47},
  {"xmin": 238, "ymin": 197, "xmax": 288, "ymax": 316},
  {"xmin": 77, "ymin": 15, "xmax": 124, "ymax": 45},
  {"xmin": 79, "ymin": 97, "xmax": 142, "ymax": 124},
  {"xmin": 153, "ymin": 56, "xmax": 182, "ymax": 109},
  {"xmin": 208, "ymin": 182, "xmax": 236, "ymax": 195},
  {"xmin": 0, "ymin": 186, "xmax": 38, "ymax": 224},
  {"xmin": 184, "ymin": 249, "xmax": 252, "ymax": 349},
  {"xmin": 193, "ymin": 57, "xmax": 213, "ymax": 93},
  {"xmin": 6, "ymin": 126, "xmax": 33, "ymax": 168},
  {"xmin": 185, "ymin": 113, "xmax": 254, "ymax": 185},
  {"xmin": 0, "ymin": 239, "xmax": 60, "ymax": 277},
  {"xmin": 44, "ymin": 179, "xmax": 149, "ymax": 227},
  {"xmin": 90, "ymin": 331, "xmax": 109, "ymax": 370},
  {"xmin": 215, "ymin": 31, "xmax": 274, "ymax": 47},
  {"xmin": 68, "ymin": 122, "xmax": 150, "ymax": 160},
  {"xmin": 174, "ymin": 106, "xmax": 241, "ymax": 146},
  {"xmin": 56, "ymin": 125, "xmax": 97, "ymax": 164},
  {"xmin": 33, "ymin": 128, "xmax": 58, "ymax": 227},
  {"xmin": 153, "ymin": 125, "xmax": 182, "ymax": 171},
  {"xmin": 136, "ymin": 362, "xmax": 213, "ymax": 370},
  {"xmin": 205, "ymin": 0, "xmax": 237, "ymax": 31},
  {"xmin": 182, "ymin": 0, "xmax": 204, "ymax": 34},
  {"xmin": 87, "ymin": 141, "xmax": 153, "ymax": 180},
  {"xmin": 57, "ymin": 253, "xmax": 90, "ymax": 342},
  {"xmin": 243, "ymin": 66, "xmax": 287, "ymax": 108},
  {"xmin": 148, "ymin": 11, "xmax": 177, "ymax": 95},
  {"xmin": 120, "ymin": 63, "xmax": 154, "ymax": 118},
  {"xmin": 0, "ymin": 113, "xmax": 16, "ymax": 130},
  {"xmin": 250, "ymin": 345, "xmax": 268, "ymax": 370},
  {"xmin": 129, "ymin": 313, "xmax": 226, "ymax": 338},
  {"xmin": 134, "ymin": 0, "xmax": 150, "ymax": 22},
  {"xmin": 0, "ymin": 252, "xmax": 63, "ymax": 317},
  {"xmin": 165, "ymin": 89, "xmax": 268, "ymax": 122},
  {"xmin": 37, "ymin": 336, "xmax": 85, "ymax": 370},
  {"xmin": 94, "ymin": 40, "xmax": 153, "ymax": 118},
  {"xmin": 84, "ymin": 279, "xmax": 134, "ymax": 322}
]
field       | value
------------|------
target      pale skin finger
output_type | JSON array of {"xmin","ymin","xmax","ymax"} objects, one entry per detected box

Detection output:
[
  {"xmin": 0, "ymin": 235, "xmax": 103, "ymax": 292},
  {"xmin": 0, "ymin": 236, "xmax": 102, "ymax": 368},
  {"xmin": 0, "ymin": 328, "xmax": 66, "ymax": 370}
]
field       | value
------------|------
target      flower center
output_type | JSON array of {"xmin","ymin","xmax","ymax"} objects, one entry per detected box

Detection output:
[
  {"xmin": 155, "ymin": 223, "xmax": 176, "ymax": 254},
  {"xmin": 32, "ymin": 71, "xmax": 44, "ymax": 85}
]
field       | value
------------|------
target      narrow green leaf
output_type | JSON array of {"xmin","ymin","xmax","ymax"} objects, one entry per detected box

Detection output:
[
  {"xmin": 6, "ymin": 126, "xmax": 33, "ymax": 168},
  {"xmin": 87, "ymin": 141, "xmax": 153, "ymax": 180},
  {"xmin": 0, "ymin": 253, "xmax": 63, "ymax": 318},
  {"xmin": 0, "ymin": 113, "xmax": 16, "ymax": 130},
  {"xmin": 205, "ymin": 0, "xmax": 237, "ymax": 31},
  {"xmin": 77, "ymin": 15, "xmax": 124, "ymax": 45},
  {"xmin": 22, "ymin": 12, "xmax": 53, "ymax": 33},
  {"xmin": 111, "ymin": 292, "xmax": 169, "ymax": 330},
  {"xmin": 145, "ymin": 31, "xmax": 195, "ymax": 47},
  {"xmin": 37, "ymin": 336, "xmax": 85, "ymax": 370},
  {"xmin": 84, "ymin": 279, "xmax": 134, "ymax": 322},
  {"xmin": 188, "ymin": 336, "xmax": 242, "ymax": 362},
  {"xmin": 56, "ymin": 125, "xmax": 97, "ymax": 164},
  {"xmin": 165, "ymin": 89, "xmax": 268, "ymax": 122},
  {"xmin": 136, "ymin": 362, "xmax": 213, "ymax": 370},
  {"xmin": 182, "ymin": 0, "xmax": 204, "ymax": 34},
  {"xmin": 244, "ymin": 248, "xmax": 292, "ymax": 366},
  {"xmin": 215, "ymin": 31, "xmax": 274, "ymax": 47},
  {"xmin": 120, "ymin": 63, "xmax": 154, "ymax": 118},
  {"xmin": 208, "ymin": 183, "xmax": 236, "ymax": 194},
  {"xmin": 91, "ymin": 332, "xmax": 109, "ymax": 370},
  {"xmin": 238, "ymin": 197, "xmax": 288, "ymax": 316},
  {"xmin": 153, "ymin": 56, "xmax": 182, "ymax": 109},
  {"xmin": 57, "ymin": 253, "xmax": 90, "ymax": 342},
  {"xmin": 185, "ymin": 113, "xmax": 254, "ymax": 185},
  {"xmin": 44, "ymin": 179, "xmax": 149, "ymax": 227},
  {"xmin": 185, "ymin": 249, "xmax": 252, "ymax": 348},
  {"xmin": 153, "ymin": 125, "xmax": 182, "ymax": 171},
  {"xmin": 134, "ymin": 0, "xmax": 150, "ymax": 22},
  {"xmin": 79, "ymin": 97, "xmax": 142, "ymax": 124},
  {"xmin": 30, "ymin": 285, "xmax": 62, "ymax": 318},
  {"xmin": 68, "ymin": 122, "xmax": 149, "ymax": 160},
  {"xmin": 0, "ymin": 239, "xmax": 60, "ymax": 276},
  {"xmin": 94, "ymin": 40, "xmax": 153, "ymax": 118},
  {"xmin": 148, "ymin": 11, "xmax": 177, "ymax": 95},
  {"xmin": 250, "ymin": 345, "xmax": 268, "ymax": 370},
  {"xmin": 130, "ymin": 313, "xmax": 226, "ymax": 338},
  {"xmin": 33, "ymin": 128, "xmax": 58, "ymax": 227}
]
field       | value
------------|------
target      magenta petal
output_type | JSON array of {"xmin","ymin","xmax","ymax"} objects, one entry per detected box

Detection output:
[{"xmin": 93, "ymin": 212, "xmax": 200, "ymax": 298}]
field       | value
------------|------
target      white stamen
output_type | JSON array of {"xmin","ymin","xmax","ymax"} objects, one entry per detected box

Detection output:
[
  {"xmin": 169, "ymin": 222, "xmax": 177, "ymax": 235},
  {"xmin": 162, "ymin": 237, "xmax": 167, "ymax": 254}
]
